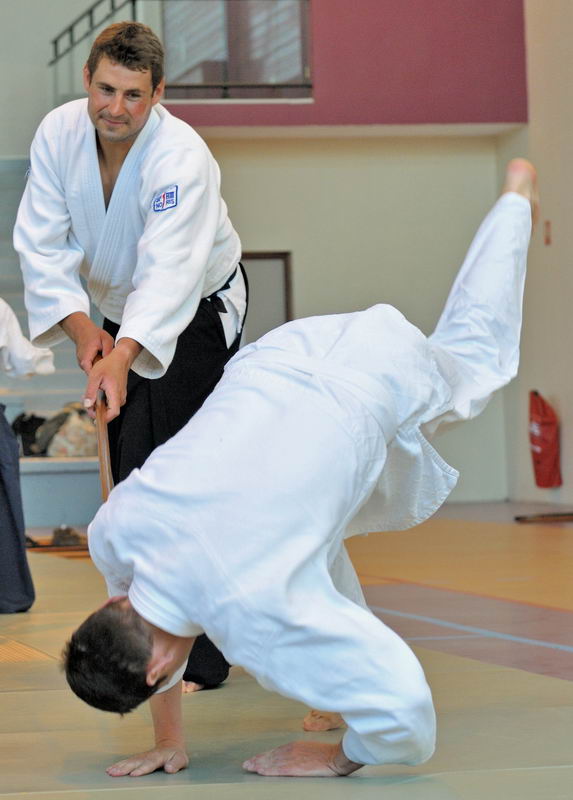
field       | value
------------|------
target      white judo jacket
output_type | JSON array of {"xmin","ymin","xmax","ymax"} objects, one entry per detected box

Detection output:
[
  {"xmin": 13, "ymin": 100, "xmax": 241, "ymax": 378},
  {"xmin": 88, "ymin": 194, "xmax": 531, "ymax": 767}
]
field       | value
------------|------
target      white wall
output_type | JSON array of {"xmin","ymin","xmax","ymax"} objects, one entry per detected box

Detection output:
[
  {"xmin": 206, "ymin": 134, "xmax": 510, "ymax": 501},
  {"xmin": 504, "ymin": 2, "xmax": 573, "ymax": 503},
  {"xmin": 0, "ymin": 0, "xmax": 81, "ymax": 157}
]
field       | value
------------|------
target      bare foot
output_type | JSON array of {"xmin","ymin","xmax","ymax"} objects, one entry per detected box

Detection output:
[
  {"xmin": 182, "ymin": 680, "xmax": 204, "ymax": 694},
  {"xmin": 302, "ymin": 709, "xmax": 345, "ymax": 732},
  {"xmin": 243, "ymin": 740, "xmax": 362, "ymax": 777},
  {"xmin": 503, "ymin": 158, "xmax": 539, "ymax": 228}
]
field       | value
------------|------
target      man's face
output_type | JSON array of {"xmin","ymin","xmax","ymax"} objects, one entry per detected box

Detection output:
[{"xmin": 83, "ymin": 55, "xmax": 164, "ymax": 145}]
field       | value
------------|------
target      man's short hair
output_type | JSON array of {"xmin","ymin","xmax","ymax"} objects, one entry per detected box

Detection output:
[
  {"xmin": 86, "ymin": 22, "xmax": 164, "ymax": 91},
  {"xmin": 62, "ymin": 600, "xmax": 165, "ymax": 714}
]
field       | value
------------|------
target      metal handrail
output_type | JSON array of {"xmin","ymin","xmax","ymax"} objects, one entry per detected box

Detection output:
[
  {"xmin": 49, "ymin": 0, "xmax": 137, "ymax": 65},
  {"xmin": 167, "ymin": 82, "xmax": 312, "ymax": 90},
  {"xmin": 166, "ymin": 81, "xmax": 312, "ymax": 99},
  {"xmin": 49, "ymin": 0, "xmax": 312, "ymax": 100}
]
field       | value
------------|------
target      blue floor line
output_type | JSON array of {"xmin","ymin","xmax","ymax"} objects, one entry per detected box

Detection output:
[{"xmin": 370, "ymin": 605, "xmax": 573, "ymax": 653}]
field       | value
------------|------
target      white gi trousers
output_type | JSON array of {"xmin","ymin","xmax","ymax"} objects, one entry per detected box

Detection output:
[{"xmin": 89, "ymin": 192, "xmax": 531, "ymax": 767}]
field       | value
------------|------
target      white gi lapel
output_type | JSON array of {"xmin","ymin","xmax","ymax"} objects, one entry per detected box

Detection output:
[
  {"xmin": 81, "ymin": 114, "xmax": 106, "ymax": 245},
  {"xmin": 87, "ymin": 108, "xmax": 161, "ymax": 310}
]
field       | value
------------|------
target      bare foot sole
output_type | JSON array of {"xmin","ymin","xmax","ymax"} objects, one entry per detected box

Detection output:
[
  {"xmin": 503, "ymin": 158, "xmax": 539, "ymax": 227},
  {"xmin": 182, "ymin": 680, "xmax": 205, "ymax": 694},
  {"xmin": 302, "ymin": 709, "xmax": 345, "ymax": 732},
  {"xmin": 243, "ymin": 741, "xmax": 360, "ymax": 777}
]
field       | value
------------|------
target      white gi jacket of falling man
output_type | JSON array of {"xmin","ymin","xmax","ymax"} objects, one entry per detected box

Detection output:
[
  {"xmin": 13, "ymin": 99, "xmax": 241, "ymax": 379},
  {"xmin": 88, "ymin": 193, "xmax": 531, "ymax": 767}
]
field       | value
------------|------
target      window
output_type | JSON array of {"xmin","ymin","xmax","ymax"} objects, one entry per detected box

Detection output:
[{"xmin": 162, "ymin": 0, "xmax": 311, "ymax": 100}]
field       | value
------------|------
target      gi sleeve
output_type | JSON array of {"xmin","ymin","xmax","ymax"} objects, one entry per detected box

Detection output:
[
  {"xmin": 426, "ymin": 192, "xmax": 531, "ymax": 435},
  {"xmin": 13, "ymin": 118, "xmax": 90, "ymax": 348},
  {"xmin": 116, "ymin": 143, "xmax": 228, "ymax": 378}
]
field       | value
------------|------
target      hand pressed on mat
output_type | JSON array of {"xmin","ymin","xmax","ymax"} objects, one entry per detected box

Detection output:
[
  {"xmin": 106, "ymin": 741, "xmax": 189, "ymax": 777},
  {"xmin": 106, "ymin": 678, "xmax": 189, "ymax": 777}
]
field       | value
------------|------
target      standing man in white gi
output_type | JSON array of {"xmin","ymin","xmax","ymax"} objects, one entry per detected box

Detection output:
[
  {"xmin": 64, "ymin": 160, "xmax": 537, "ymax": 778},
  {"xmin": 14, "ymin": 21, "xmax": 244, "ymax": 689}
]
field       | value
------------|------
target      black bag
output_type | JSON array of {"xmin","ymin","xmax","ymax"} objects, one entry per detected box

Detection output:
[
  {"xmin": 0, "ymin": 404, "xmax": 35, "ymax": 612},
  {"xmin": 11, "ymin": 413, "xmax": 46, "ymax": 456}
]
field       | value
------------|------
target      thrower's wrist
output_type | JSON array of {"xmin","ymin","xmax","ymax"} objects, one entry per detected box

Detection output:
[{"xmin": 114, "ymin": 337, "xmax": 143, "ymax": 370}]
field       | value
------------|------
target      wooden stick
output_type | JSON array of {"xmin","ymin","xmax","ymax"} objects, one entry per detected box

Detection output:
[
  {"xmin": 514, "ymin": 512, "xmax": 573, "ymax": 523},
  {"xmin": 95, "ymin": 391, "xmax": 113, "ymax": 502}
]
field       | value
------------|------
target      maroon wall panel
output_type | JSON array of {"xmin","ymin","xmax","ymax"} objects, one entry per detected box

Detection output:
[{"xmin": 166, "ymin": 0, "xmax": 527, "ymax": 128}]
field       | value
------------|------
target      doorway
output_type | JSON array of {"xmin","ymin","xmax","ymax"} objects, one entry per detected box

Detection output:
[{"xmin": 241, "ymin": 252, "xmax": 292, "ymax": 343}]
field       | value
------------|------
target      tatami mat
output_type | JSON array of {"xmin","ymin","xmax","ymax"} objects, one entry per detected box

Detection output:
[
  {"xmin": 0, "ymin": 638, "xmax": 52, "ymax": 663},
  {"xmin": 1, "ymin": 505, "xmax": 572, "ymax": 799}
]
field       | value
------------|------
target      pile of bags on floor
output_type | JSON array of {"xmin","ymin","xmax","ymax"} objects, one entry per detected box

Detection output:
[{"xmin": 12, "ymin": 401, "xmax": 97, "ymax": 457}]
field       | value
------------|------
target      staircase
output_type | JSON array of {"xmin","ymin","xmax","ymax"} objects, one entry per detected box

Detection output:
[{"xmin": 0, "ymin": 160, "xmax": 100, "ymax": 527}]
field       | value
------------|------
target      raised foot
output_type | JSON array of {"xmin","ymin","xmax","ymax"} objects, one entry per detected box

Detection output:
[
  {"xmin": 503, "ymin": 158, "xmax": 539, "ymax": 227},
  {"xmin": 302, "ymin": 709, "xmax": 345, "ymax": 732}
]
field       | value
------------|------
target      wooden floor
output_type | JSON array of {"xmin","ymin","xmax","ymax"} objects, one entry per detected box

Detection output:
[{"xmin": 2, "ymin": 503, "xmax": 573, "ymax": 799}]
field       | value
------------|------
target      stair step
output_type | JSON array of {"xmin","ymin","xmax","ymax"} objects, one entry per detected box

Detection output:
[
  {"xmin": 2, "ymin": 292, "xmax": 26, "ymax": 309},
  {"xmin": 19, "ymin": 457, "xmax": 101, "ymax": 527},
  {"xmin": 0, "ymin": 159, "xmax": 28, "ymax": 183},
  {"xmin": 0, "ymin": 235, "xmax": 15, "ymax": 247},
  {"xmin": 20, "ymin": 457, "xmax": 99, "ymax": 474},
  {"xmin": 14, "ymin": 308, "xmax": 27, "ymax": 323},
  {"xmin": 0, "ymin": 271, "xmax": 24, "ymax": 291},
  {"xmin": 0, "ymin": 367, "xmax": 80, "ymax": 382},
  {"xmin": 0, "ymin": 394, "xmax": 25, "ymax": 421},
  {"xmin": 0, "ymin": 367, "xmax": 82, "ymax": 390},
  {"xmin": 1, "ymin": 386, "xmax": 85, "ymax": 398},
  {"xmin": 0, "ymin": 387, "xmax": 86, "ymax": 418},
  {"xmin": 52, "ymin": 349, "xmax": 80, "ymax": 370},
  {"xmin": 0, "ymin": 276, "xmax": 25, "ymax": 293}
]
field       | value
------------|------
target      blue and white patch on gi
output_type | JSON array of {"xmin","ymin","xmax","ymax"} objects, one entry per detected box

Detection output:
[{"xmin": 152, "ymin": 185, "xmax": 179, "ymax": 212}]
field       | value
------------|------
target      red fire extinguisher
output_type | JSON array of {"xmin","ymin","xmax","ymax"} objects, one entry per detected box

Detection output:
[{"xmin": 529, "ymin": 390, "xmax": 562, "ymax": 488}]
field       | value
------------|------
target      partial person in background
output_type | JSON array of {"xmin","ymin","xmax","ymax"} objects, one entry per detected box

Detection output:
[
  {"xmin": 13, "ymin": 21, "xmax": 245, "ymax": 691},
  {"xmin": 0, "ymin": 297, "xmax": 54, "ymax": 380},
  {"xmin": 0, "ymin": 296, "xmax": 54, "ymax": 613}
]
